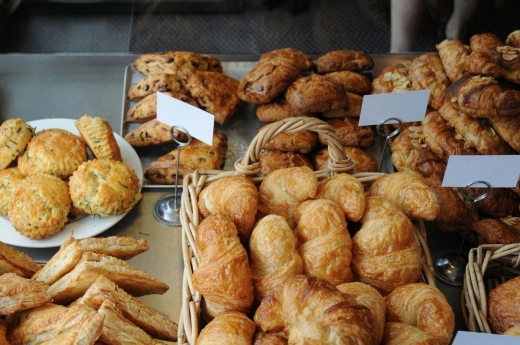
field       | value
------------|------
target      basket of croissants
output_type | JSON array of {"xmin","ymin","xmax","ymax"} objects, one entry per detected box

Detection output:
[
  {"xmin": 462, "ymin": 242, "xmax": 520, "ymax": 336},
  {"xmin": 177, "ymin": 116, "xmax": 454, "ymax": 345}
]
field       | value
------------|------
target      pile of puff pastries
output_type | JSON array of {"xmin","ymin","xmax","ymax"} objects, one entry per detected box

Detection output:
[
  {"xmin": 189, "ymin": 166, "xmax": 456, "ymax": 345},
  {"xmin": 371, "ymin": 30, "xmax": 520, "ymax": 246},
  {"xmin": 0, "ymin": 236, "xmax": 176, "ymax": 344}
]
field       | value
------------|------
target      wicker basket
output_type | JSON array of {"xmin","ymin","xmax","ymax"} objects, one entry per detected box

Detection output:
[
  {"xmin": 176, "ymin": 116, "xmax": 436, "ymax": 345},
  {"xmin": 462, "ymin": 243, "xmax": 520, "ymax": 333}
]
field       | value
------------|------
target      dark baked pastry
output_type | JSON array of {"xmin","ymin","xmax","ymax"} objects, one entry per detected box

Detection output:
[
  {"xmin": 488, "ymin": 276, "xmax": 520, "ymax": 334},
  {"xmin": 259, "ymin": 47, "xmax": 315, "ymax": 72},
  {"xmin": 489, "ymin": 114, "xmax": 520, "ymax": 153},
  {"xmin": 471, "ymin": 217, "xmax": 520, "ymax": 245},
  {"xmin": 407, "ymin": 53, "xmax": 450, "ymax": 110},
  {"xmin": 75, "ymin": 114, "xmax": 122, "ymax": 162},
  {"xmin": 315, "ymin": 50, "xmax": 374, "ymax": 73},
  {"xmin": 133, "ymin": 51, "xmax": 222, "ymax": 75},
  {"xmin": 285, "ymin": 74, "xmax": 348, "ymax": 113},
  {"xmin": 312, "ymin": 146, "xmax": 378, "ymax": 173},
  {"xmin": 465, "ymin": 187, "xmax": 519, "ymax": 219},
  {"xmin": 237, "ymin": 58, "xmax": 301, "ymax": 104},
  {"xmin": 178, "ymin": 69, "xmax": 242, "ymax": 125},
  {"xmin": 261, "ymin": 125, "xmax": 318, "ymax": 154},
  {"xmin": 0, "ymin": 118, "xmax": 34, "ymax": 170},
  {"xmin": 125, "ymin": 91, "xmax": 199, "ymax": 124},
  {"xmin": 371, "ymin": 61, "xmax": 413, "ymax": 94},
  {"xmin": 256, "ymin": 97, "xmax": 313, "ymax": 122},
  {"xmin": 323, "ymin": 70, "xmax": 371, "ymax": 94},
  {"xmin": 469, "ymin": 33, "xmax": 504, "ymax": 51},
  {"xmin": 127, "ymin": 73, "xmax": 186, "ymax": 100},
  {"xmin": 436, "ymin": 38, "xmax": 470, "ymax": 83},
  {"xmin": 463, "ymin": 49, "xmax": 502, "ymax": 79},
  {"xmin": 319, "ymin": 118, "xmax": 374, "ymax": 147},
  {"xmin": 259, "ymin": 150, "xmax": 314, "ymax": 175},
  {"xmin": 506, "ymin": 30, "xmax": 520, "ymax": 48},
  {"xmin": 322, "ymin": 92, "xmax": 363, "ymax": 118}
]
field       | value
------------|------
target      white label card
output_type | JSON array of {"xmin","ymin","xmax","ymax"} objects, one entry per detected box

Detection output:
[
  {"xmin": 156, "ymin": 91, "xmax": 215, "ymax": 145},
  {"xmin": 452, "ymin": 331, "xmax": 520, "ymax": 345},
  {"xmin": 358, "ymin": 90, "xmax": 430, "ymax": 126},
  {"xmin": 442, "ymin": 155, "xmax": 520, "ymax": 188}
]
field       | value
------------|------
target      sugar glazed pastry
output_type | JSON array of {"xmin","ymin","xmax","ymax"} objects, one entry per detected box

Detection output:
[
  {"xmin": 69, "ymin": 159, "xmax": 142, "ymax": 217},
  {"xmin": 0, "ymin": 118, "xmax": 34, "ymax": 170},
  {"xmin": 193, "ymin": 214, "xmax": 254, "ymax": 321},
  {"xmin": 133, "ymin": 50, "xmax": 222, "ymax": 75},
  {"xmin": 9, "ymin": 174, "xmax": 71, "ymax": 239},
  {"xmin": 75, "ymin": 114, "xmax": 122, "ymax": 161},
  {"xmin": 17, "ymin": 128, "xmax": 87, "ymax": 179}
]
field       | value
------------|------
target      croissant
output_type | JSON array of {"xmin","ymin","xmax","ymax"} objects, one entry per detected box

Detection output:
[
  {"xmin": 198, "ymin": 175, "xmax": 259, "ymax": 244},
  {"xmin": 249, "ymin": 214, "xmax": 303, "ymax": 302},
  {"xmin": 257, "ymin": 166, "xmax": 317, "ymax": 228},
  {"xmin": 351, "ymin": 196, "xmax": 422, "ymax": 295},
  {"xmin": 196, "ymin": 311, "xmax": 255, "ymax": 345},
  {"xmin": 337, "ymin": 282, "xmax": 386, "ymax": 345},
  {"xmin": 193, "ymin": 214, "xmax": 254, "ymax": 321},
  {"xmin": 488, "ymin": 276, "xmax": 520, "ymax": 334},
  {"xmin": 253, "ymin": 331, "xmax": 288, "ymax": 345},
  {"xmin": 367, "ymin": 171, "xmax": 440, "ymax": 221},
  {"xmin": 435, "ymin": 39, "xmax": 470, "ymax": 83},
  {"xmin": 464, "ymin": 49, "xmax": 502, "ymax": 78},
  {"xmin": 407, "ymin": 53, "xmax": 450, "ymax": 110},
  {"xmin": 253, "ymin": 282, "xmax": 285, "ymax": 332},
  {"xmin": 294, "ymin": 199, "xmax": 354, "ymax": 285},
  {"xmin": 489, "ymin": 113, "xmax": 520, "ymax": 153},
  {"xmin": 504, "ymin": 325, "xmax": 520, "ymax": 336},
  {"xmin": 382, "ymin": 322, "xmax": 444, "ymax": 345},
  {"xmin": 315, "ymin": 173, "xmax": 365, "ymax": 222}
]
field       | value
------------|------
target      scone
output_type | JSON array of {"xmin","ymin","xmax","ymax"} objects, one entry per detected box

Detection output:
[
  {"xmin": 0, "ymin": 167, "xmax": 25, "ymax": 216},
  {"xmin": 17, "ymin": 128, "xmax": 88, "ymax": 179},
  {"xmin": 124, "ymin": 119, "xmax": 175, "ymax": 148},
  {"xmin": 125, "ymin": 91, "xmax": 199, "ymax": 123},
  {"xmin": 133, "ymin": 51, "xmax": 222, "ymax": 75},
  {"xmin": 322, "ymin": 91, "xmax": 363, "ymax": 118},
  {"xmin": 323, "ymin": 70, "xmax": 372, "ymax": 94},
  {"xmin": 127, "ymin": 73, "xmax": 186, "ymax": 100},
  {"xmin": 0, "ymin": 118, "xmax": 35, "ymax": 170},
  {"xmin": 256, "ymin": 97, "xmax": 313, "ymax": 122},
  {"xmin": 178, "ymin": 69, "xmax": 242, "ymax": 125},
  {"xmin": 285, "ymin": 74, "xmax": 348, "ymax": 113},
  {"xmin": 9, "ymin": 174, "xmax": 71, "ymax": 239},
  {"xmin": 319, "ymin": 118, "xmax": 375, "ymax": 147},
  {"xmin": 315, "ymin": 50, "xmax": 374, "ymax": 73},
  {"xmin": 69, "ymin": 159, "xmax": 142, "ymax": 217},
  {"xmin": 312, "ymin": 146, "xmax": 378, "ymax": 172},
  {"xmin": 261, "ymin": 125, "xmax": 319, "ymax": 154},
  {"xmin": 259, "ymin": 150, "xmax": 314, "ymax": 175},
  {"xmin": 259, "ymin": 47, "xmax": 315, "ymax": 72},
  {"xmin": 75, "ymin": 114, "xmax": 122, "ymax": 162}
]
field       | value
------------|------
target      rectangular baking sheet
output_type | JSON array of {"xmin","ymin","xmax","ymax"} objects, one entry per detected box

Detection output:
[{"xmin": 121, "ymin": 61, "xmax": 393, "ymax": 188}]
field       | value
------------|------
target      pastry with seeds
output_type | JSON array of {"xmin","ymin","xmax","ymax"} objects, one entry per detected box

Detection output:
[
  {"xmin": 75, "ymin": 114, "xmax": 122, "ymax": 162},
  {"xmin": 0, "ymin": 118, "xmax": 35, "ymax": 171}
]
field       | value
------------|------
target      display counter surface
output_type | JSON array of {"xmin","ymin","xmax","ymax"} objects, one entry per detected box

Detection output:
[{"xmin": 0, "ymin": 52, "xmax": 468, "ymax": 339}]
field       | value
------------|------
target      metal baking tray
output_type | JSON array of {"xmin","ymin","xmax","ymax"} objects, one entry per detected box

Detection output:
[{"xmin": 121, "ymin": 61, "xmax": 393, "ymax": 188}]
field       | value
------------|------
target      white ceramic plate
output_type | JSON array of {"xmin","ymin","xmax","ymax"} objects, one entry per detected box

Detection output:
[{"xmin": 0, "ymin": 118, "xmax": 144, "ymax": 248}]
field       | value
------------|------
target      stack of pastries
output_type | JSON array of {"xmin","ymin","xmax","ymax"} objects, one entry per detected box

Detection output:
[
  {"xmin": 0, "ymin": 236, "xmax": 177, "ymax": 344},
  {"xmin": 371, "ymin": 30, "xmax": 520, "ymax": 245},
  {"xmin": 190, "ymin": 166, "xmax": 455, "ymax": 345},
  {"xmin": 0, "ymin": 115, "xmax": 142, "ymax": 240}
]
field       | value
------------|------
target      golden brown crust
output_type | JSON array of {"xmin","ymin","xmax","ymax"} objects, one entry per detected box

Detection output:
[
  {"xmin": 145, "ymin": 131, "xmax": 228, "ymax": 185},
  {"xmin": 69, "ymin": 159, "xmax": 142, "ymax": 217},
  {"xmin": 198, "ymin": 175, "xmax": 259, "ymax": 244},
  {"xmin": 382, "ymin": 322, "xmax": 444, "ymax": 345},
  {"xmin": 0, "ymin": 273, "xmax": 51, "ymax": 316},
  {"xmin": 253, "ymin": 283, "xmax": 285, "ymax": 332},
  {"xmin": 322, "ymin": 92, "xmax": 363, "ymax": 118},
  {"xmin": 0, "ymin": 319, "xmax": 9, "ymax": 345},
  {"xmin": 75, "ymin": 114, "xmax": 122, "ymax": 162},
  {"xmin": 320, "ymin": 118, "xmax": 374, "ymax": 147},
  {"xmin": 487, "ymin": 276, "xmax": 520, "ymax": 334},
  {"xmin": 127, "ymin": 73, "xmax": 186, "ymax": 100},
  {"xmin": 125, "ymin": 91, "xmax": 198, "ymax": 123},
  {"xmin": 0, "ymin": 118, "xmax": 34, "ymax": 171},
  {"xmin": 133, "ymin": 51, "xmax": 222, "ymax": 75},
  {"xmin": 315, "ymin": 50, "xmax": 374, "ymax": 73},
  {"xmin": 124, "ymin": 119, "xmax": 174, "ymax": 148},
  {"xmin": 259, "ymin": 48, "xmax": 315, "ymax": 72},
  {"xmin": 371, "ymin": 61, "xmax": 413, "ymax": 94},
  {"xmin": 0, "ymin": 167, "xmax": 25, "ymax": 216},
  {"xmin": 259, "ymin": 150, "xmax": 314, "ymax": 175},
  {"xmin": 0, "ymin": 239, "xmax": 41, "ymax": 278},
  {"xmin": 470, "ymin": 33, "xmax": 504, "ymax": 51},
  {"xmin": 18, "ymin": 129, "xmax": 87, "ymax": 179},
  {"xmin": 9, "ymin": 174, "xmax": 71, "ymax": 239},
  {"xmin": 471, "ymin": 217, "xmax": 520, "ymax": 245},
  {"xmin": 506, "ymin": 30, "xmax": 520, "ymax": 48},
  {"xmin": 490, "ymin": 106, "xmax": 520, "ymax": 153},
  {"xmin": 256, "ymin": 97, "xmax": 313, "ymax": 122},
  {"xmin": 385, "ymin": 283, "xmax": 454, "ymax": 345},
  {"xmin": 285, "ymin": 74, "xmax": 348, "ymax": 113},
  {"xmin": 253, "ymin": 331, "xmax": 288, "ymax": 345},
  {"xmin": 193, "ymin": 214, "xmax": 254, "ymax": 321},
  {"xmin": 323, "ymin": 70, "xmax": 371, "ymax": 94},
  {"xmin": 294, "ymin": 199, "xmax": 354, "ymax": 286},
  {"xmin": 436, "ymin": 39, "xmax": 470, "ymax": 83},
  {"xmin": 262, "ymin": 126, "xmax": 318, "ymax": 154},
  {"xmin": 312, "ymin": 147, "xmax": 378, "ymax": 173},
  {"xmin": 464, "ymin": 49, "xmax": 502, "ymax": 78},
  {"xmin": 197, "ymin": 311, "xmax": 256, "ymax": 345},
  {"xmin": 237, "ymin": 59, "xmax": 301, "ymax": 104},
  {"xmin": 407, "ymin": 53, "xmax": 451, "ymax": 110},
  {"xmin": 315, "ymin": 173, "xmax": 365, "ymax": 222},
  {"xmin": 178, "ymin": 69, "xmax": 242, "ymax": 125}
]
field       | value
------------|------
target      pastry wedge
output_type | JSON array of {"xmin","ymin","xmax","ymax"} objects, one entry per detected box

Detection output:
[
  {"xmin": 0, "ymin": 240, "xmax": 41, "ymax": 278},
  {"xmin": 75, "ymin": 114, "xmax": 122, "ymax": 162},
  {"xmin": 124, "ymin": 119, "xmax": 174, "ymax": 148},
  {"xmin": 38, "ymin": 315, "xmax": 104, "ymax": 345},
  {"xmin": 125, "ymin": 91, "xmax": 198, "ymax": 123},
  {"xmin": 0, "ymin": 118, "xmax": 35, "ymax": 170},
  {"xmin": 0, "ymin": 273, "xmax": 51, "ymax": 316},
  {"xmin": 127, "ymin": 74, "xmax": 185, "ymax": 100},
  {"xmin": 133, "ymin": 51, "xmax": 222, "ymax": 76}
]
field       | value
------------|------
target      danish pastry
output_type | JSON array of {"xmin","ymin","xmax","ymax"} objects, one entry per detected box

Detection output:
[{"xmin": 0, "ymin": 273, "xmax": 51, "ymax": 316}]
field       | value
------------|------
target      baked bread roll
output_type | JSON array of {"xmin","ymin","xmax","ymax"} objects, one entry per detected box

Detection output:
[
  {"xmin": 75, "ymin": 114, "xmax": 122, "ymax": 162},
  {"xmin": 198, "ymin": 175, "xmax": 258, "ymax": 244},
  {"xmin": 0, "ymin": 118, "xmax": 34, "ymax": 170},
  {"xmin": 259, "ymin": 47, "xmax": 315, "ymax": 72},
  {"xmin": 367, "ymin": 171, "xmax": 440, "ymax": 221},
  {"xmin": 256, "ymin": 97, "xmax": 312, "ymax": 122},
  {"xmin": 0, "ymin": 273, "xmax": 51, "ymax": 316},
  {"xmin": 285, "ymin": 74, "xmax": 348, "ymax": 113},
  {"xmin": 323, "ymin": 70, "xmax": 371, "ymax": 94},
  {"xmin": 257, "ymin": 166, "xmax": 317, "ymax": 228},
  {"xmin": 261, "ymin": 126, "xmax": 318, "ymax": 154},
  {"xmin": 0, "ymin": 239, "xmax": 41, "ymax": 278},
  {"xmin": 125, "ymin": 91, "xmax": 198, "ymax": 123},
  {"xmin": 294, "ymin": 199, "xmax": 354, "ymax": 285},
  {"xmin": 322, "ymin": 91, "xmax": 363, "ymax": 118},
  {"xmin": 178, "ymin": 69, "xmax": 242, "ymax": 125},
  {"xmin": 197, "ymin": 311, "xmax": 255, "ymax": 345},
  {"xmin": 385, "ymin": 283, "xmax": 455, "ymax": 345},
  {"xmin": 9, "ymin": 173, "xmax": 71, "ymax": 239},
  {"xmin": 18, "ymin": 128, "xmax": 87, "ymax": 179},
  {"xmin": 337, "ymin": 282, "xmax": 386, "ymax": 345},
  {"xmin": 315, "ymin": 173, "xmax": 365, "ymax": 222},
  {"xmin": 69, "ymin": 159, "xmax": 142, "ymax": 217},
  {"xmin": 237, "ymin": 58, "xmax": 301, "ymax": 104},
  {"xmin": 312, "ymin": 146, "xmax": 378, "ymax": 173},
  {"xmin": 382, "ymin": 322, "xmax": 444, "ymax": 345},
  {"xmin": 259, "ymin": 150, "xmax": 314, "ymax": 175},
  {"xmin": 435, "ymin": 38, "xmax": 470, "ymax": 83},
  {"xmin": 249, "ymin": 215, "xmax": 303, "ymax": 302},
  {"xmin": 0, "ymin": 167, "xmax": 25, "ymax": 216},
  {"xmin": 145, "ymin": 131, "xmax": 228, "ymax": 185},
  {"xmin": 371, "ymin": 61, "xmax": 413, "ymax": 94},
  {"xmin": 133, "ymin": 51, "xmax": 222, "ymax": 75},
  {"xmin": 193, "ymin": 214, "xmax": 254, "ymax": 321},
  {"xmin": 127, "ymin": 73, "xmax": 186, "ymax": 100},
  {"xmin": 471, "ymin": 217, "xmax": 520, "ymax": 245},
  {"xmin": 319, "ymin": 118, "xmax": 375, "ymax": 147},
  {"xmin": 352, "ymin": 196, "xmax": 422, "ymax": 295},
  {"xmin": 315, "ymin": 50, "xmax": 374, "ymax": 73},
  {"xmin": 407, "ymin": 53, "xmax": 450, "ymax": 110}
]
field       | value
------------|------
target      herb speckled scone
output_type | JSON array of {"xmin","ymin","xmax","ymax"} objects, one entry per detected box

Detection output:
[
  {"xmin": 75, "ymin": 114, "xmax": 122, "ymax": 162},
  {"xmin": 69, "ymin": 159, "xmax": 142, "ymax": 217},
  {"xmin": 0, "ymin": 118, "xmax": 35, "ymax": 170}
]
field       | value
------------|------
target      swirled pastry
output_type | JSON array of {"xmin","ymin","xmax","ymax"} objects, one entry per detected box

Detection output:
[
  {"xmin": 489, "ymin": 113, "xmax": 520, "ymax": 153},
  {"xmin": 0, "ymin": 118, "xmax": 34, "ymax": 170},
  {"xmin": 407, "ymin": 53, "xmax": 450, "ymax": 110},
  {"xmin": 382, "ymin": 322, "xmax": 444, "ymax": 345}
]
